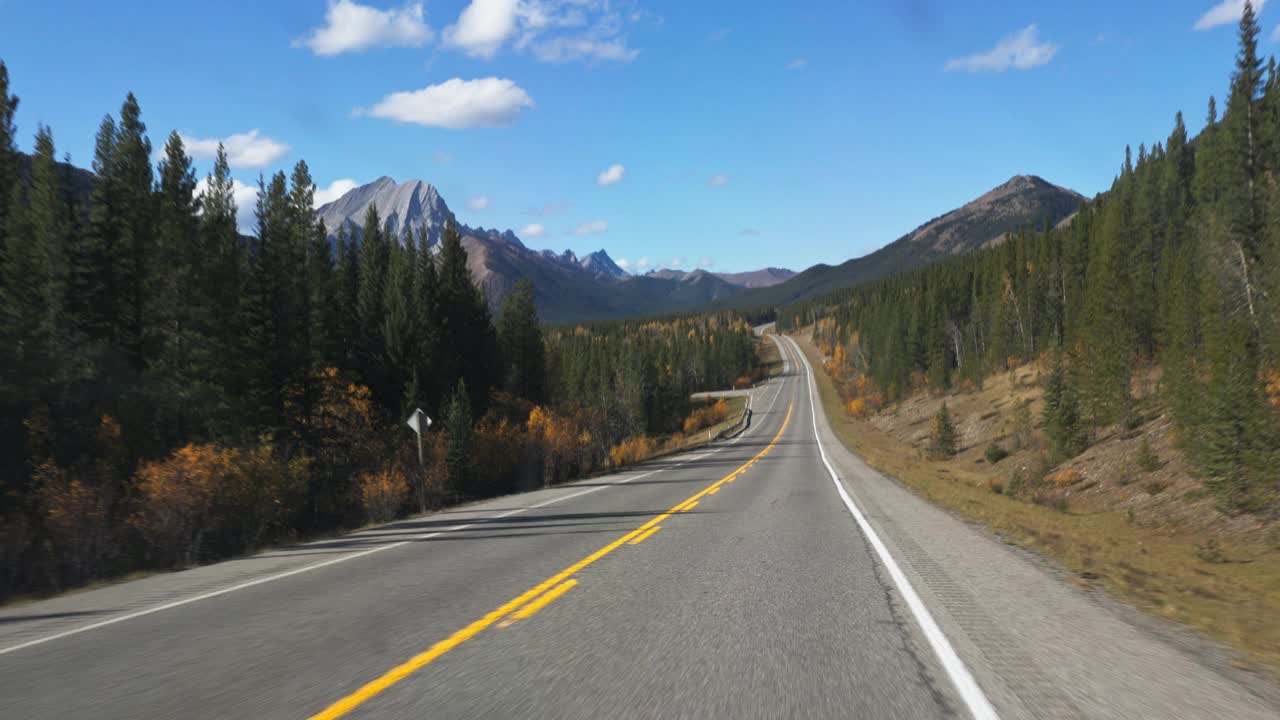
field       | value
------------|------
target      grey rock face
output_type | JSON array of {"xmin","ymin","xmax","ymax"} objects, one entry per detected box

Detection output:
[{"xmin": 316, "ymin": 176, "xmax": 454, "ymax": 247}]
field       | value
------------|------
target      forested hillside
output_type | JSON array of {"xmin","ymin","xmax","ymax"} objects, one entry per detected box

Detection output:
[
  {"xmin": 780, "ymin": 6, "xmax": 1280, "ymax": 515},
  {"xmin": 0, "ymin": 60, "xmax": 759, "ymax": 600}
]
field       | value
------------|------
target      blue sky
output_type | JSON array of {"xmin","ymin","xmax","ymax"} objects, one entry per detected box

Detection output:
[{"xmin": 0, "ymin": 1, "xmax": 1275, "ymax": 272}]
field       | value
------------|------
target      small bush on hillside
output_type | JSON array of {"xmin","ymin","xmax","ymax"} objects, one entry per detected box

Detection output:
[
  {"xmin": 1135, "ymin": 436, "xmax": 1160, "ymax": 472},
  {"xmin": 929, "ymin": 402, "xmax": 958, "ymax": 460},
  {"xmin": 984, "ymin": 442, "xmax": 1009, "ymax": 465},
  {"xmin": 1006, "ymin": 467, "xmax": 1027, "ymax": 496},
  {"xmin": 1011, "ymin": 400, "xmax": 1034, "ymax": 450}
]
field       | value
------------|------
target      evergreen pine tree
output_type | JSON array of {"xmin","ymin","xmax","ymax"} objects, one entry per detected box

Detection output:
[
  {"xmin": 496, "ymin": 279, "xmax": 547, "ymax": 403},
  {"xmin": 444, "ymin": 378, "xmax": 474, "ymax": 497}
]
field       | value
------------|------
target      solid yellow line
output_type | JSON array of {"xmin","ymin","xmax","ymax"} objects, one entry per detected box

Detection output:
[
  {"xmin": 682, "ymin": 501, "xmax": 699, "ymax": 511},
  {"xmin": 499, "ymin": 579, "xmax": 577, "ymax": 627},
  {"xmin": 708, "ymin": 487, "xmax": 720, "ymax": 495},
  {"xmin": 629, "ymin": 526, "xmax": 662, "ymax": 545},
  {"xmin": 307, "ymin": 401, "xmax": 793, "ymax": 720}
]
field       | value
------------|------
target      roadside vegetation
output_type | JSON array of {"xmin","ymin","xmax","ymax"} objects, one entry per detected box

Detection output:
[
  {"xmin": 776, "ymin": 5, "xmax": 1280, "ymax": 667},
  {"xmin": 0, "ymin": 59, "xmax": 762, "ymax": 602}
]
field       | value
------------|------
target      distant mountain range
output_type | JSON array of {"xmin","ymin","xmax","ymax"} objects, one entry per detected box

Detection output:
[
  {"xmin": 707, "ymin": 175, "xmax": 1086, "ymax": 310},
  {"xmin": 313, "ymin": 177, "xmax": 791, "ymax": 323}
]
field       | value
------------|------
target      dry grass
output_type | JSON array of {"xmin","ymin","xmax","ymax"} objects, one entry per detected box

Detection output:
[{"xmin": 793, "ymin": 333, "xmax": 1280, "ymax": 672}]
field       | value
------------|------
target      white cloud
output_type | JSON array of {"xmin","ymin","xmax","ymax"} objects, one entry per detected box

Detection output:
[
  {"xmin": 709, "ymin": 174, "xmax": 729, "ymax": 187},
  {"xmin": 519, "ymin": 222, "xmax": 546, "ymax": 237},
  {"xmin": 698, "ymin": 257, "xmax": 714, "ymax": 268},
  {"xmin": 1273, "ymin": 24, "xmax": 1280, "ymax": 40},
  {"xmin": 597, "ymin": 163, "xmax": 625, "ymax": 186},
  {"xmin": 182, "ymin": 129, "xmax": 290, "ymax": 169},
  {"xmin": 314, "ymin": 178, "xmax": 359, "ymax": 207},
  {"xmin": 785, "ymin": 58, "xmax": 808, "ymax": 70},
  {"xmin": 669, "ymin": 257, "xmax": 686, "ymax": 266},
  {"xmin": 1194, "ymin": 0, "xmax": 1264, "ymax": 31},
  {"xmin": 574, "ymin": 220, "xmax": 608, "ymax": 235},
  {"xmin": 616, "ymin": 258, "xmax": 631, "ymax": 269},
  {"xmin": 467, "ymin": 195, "xmax": 491, "ymax": 211},
  {"xmin": 444, "ymin": 0, "xmax": 519, "ymax": 58},
  {"xmin": 444, "ymin": 0, "xmax": 639, "ymax": 63},
  {"xmin": 531, "ymin": 35, "xmax": 638, "ymax": 63},
  {"xmin": 944, "ymin": 25, "xmax": 1058, "ymax": 73},
  {"xmin": 357, "ymin": 77, "xmax": 534, "ymax": 128},
  {"xmin": 634, "ymin": 257, "xmax": 650, "ymax": 269},
  {"xmin": 196, "ymin": 176, "xmax": 260, "ymax": 234},
  {"xmin": 295, "ymin": 0, "xmax": 434, "ymax": 56}
]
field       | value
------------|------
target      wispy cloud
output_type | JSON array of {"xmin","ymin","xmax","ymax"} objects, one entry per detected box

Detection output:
[
  {"xmin": 709, "ymin": 174, "xmax": 729, "ymax": 187},
  {"xmin": 574, "ymin": 220, "xmax": 609, "ymax": 235},
  {"xmin": 519, "ymin": 222, "xmax": 546, "ymax": 237},
  {"xmin": 669, "ymin": 257, "xmax": 686, "ymax": 267},
  {"xmin": 295, "ymin": 0, "xmax": 433, "ymax": 56},
  {"xmin": 445, "ymin": 0, "xmax": 640, "ymax": 63},
  {"xmin": 181, "ymin": 129, "xmax": 289, "ymax": 169},
  {"xmin": 467, "ymin": 195, "xmax": 490, "ymax": 211},
  {"xmin": 944, "ymin": 24, "xmax": 1058, "ymax": 73},
  {"xmin": 314, "ymin": 178, "xmax": 359, "ymax": 207},
  {"xmin": 356, "ymin": 77, "xmax": 534, "ymax": 128},
  {"xmin": 634, "ymin": 257, "xmax": 650, "ymax": 269},
  {"xmin": 698, "ymin": 257, "xmax": 715, "ymax": 268},
  {"xmin": 597, "ymin": 163, "xmax": 625, "ymax": 186},
  {"xmin": 616, "ymin": 258, "xmax": 631, "ymax": 269},
  {"xmin": 526, "ymin": 200, "xmax": 570, "ymax": 216},
  {"xmin": 1194, "ymin": 0, "xmax": 1264, "ymax": 31},
  {"xmin": 785, "ymin": 58, "xmax": 808, "ymax": 70}
]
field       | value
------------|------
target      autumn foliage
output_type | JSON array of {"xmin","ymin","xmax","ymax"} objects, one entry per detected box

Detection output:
[
  {"xmin": 359, "ymin": 465, "xmax": 410, "ymax": 524},
  {"xmin": 682, "ymin": 398, "xmax": 731, "ymax": 435},
  {"xmin": 609, "ymin": 435, "xmax": 659, "ymax": 467},
  {"xmin": 132, "ymin": 438, "xmax": 308, "ymax": 567}
]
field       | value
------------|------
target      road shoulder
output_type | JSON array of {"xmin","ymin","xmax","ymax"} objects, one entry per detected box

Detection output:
[{"xmin": 784, "ymin": 332, "xmax": 1280, "ymax": 720}]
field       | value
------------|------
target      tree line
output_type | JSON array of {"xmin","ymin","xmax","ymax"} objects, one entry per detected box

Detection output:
[
  {"xmin": 780, "ymin": 4, "xmax": 1280, "ymax": 513},
  {"xmin": 0, "ymin": 60, "xmax": 759, "ymax": 599}
]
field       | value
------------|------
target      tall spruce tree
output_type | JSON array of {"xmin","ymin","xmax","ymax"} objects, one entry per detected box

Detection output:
[
  {"xmin": 496, "ymin": 279, "xmax": 547, "ymax": 403},
  {"xmin": 435, "ymin": 221, "xmax": 497, "ymax": 414}
]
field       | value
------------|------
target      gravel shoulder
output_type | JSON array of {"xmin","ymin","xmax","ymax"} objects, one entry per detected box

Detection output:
[{"xmin": 783, "ymin": 333, "xmax": 1280, "ymax": 720}]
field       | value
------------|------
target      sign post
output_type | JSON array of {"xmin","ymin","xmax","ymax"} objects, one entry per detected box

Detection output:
[{"xmin": 406, "ymin": 408, "xmax": 432, "ymax": 469}]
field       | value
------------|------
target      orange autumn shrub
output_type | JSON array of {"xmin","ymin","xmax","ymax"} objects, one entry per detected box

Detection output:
[
  {"xmin": 1050, "ymin": 468, "xmax": 1083, "ymax": 487},
  {"xmin": 609, "ymin": 435, "xmax": 659, "ymax": 467},
  {"xmin": 359, "ymin": 465, "xmax": 410, "ymax": 524},
  {"xmin": 847, "ymin": 397, "xmax": 869, "ymax": 419},
  {"xmin": 133, "ymin": 444, "xmax": 231, "ymax": 566},
  {"xmin": 34, "ymin": 460, "xmax": 114, "ymax": 586},
  {"xmin": 133, "ymin": 438, "xmax": 307, "ymax": 566},
  {"xmin": 682, "ymin": 398, "xmax": 731, "ymax": 434}
]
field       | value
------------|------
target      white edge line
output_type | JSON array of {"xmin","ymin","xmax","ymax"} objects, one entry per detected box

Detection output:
[
  {"xmin": 0, "ymin": 359, "xmax": 793, "ymax": 657},
  {"xmin": 783, "ymin": 334, "xmax": 999, "ymax": 720}
]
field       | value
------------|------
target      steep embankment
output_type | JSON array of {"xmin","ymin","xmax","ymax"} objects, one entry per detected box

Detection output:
[{"xmin": 791, "ymin": 332, "xmax": 1280, "ymax": 672}]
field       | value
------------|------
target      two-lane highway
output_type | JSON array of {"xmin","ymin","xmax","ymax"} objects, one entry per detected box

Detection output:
[{"xmin": 0, "ymin": 336, "xmax": 974, "ymax": 719}]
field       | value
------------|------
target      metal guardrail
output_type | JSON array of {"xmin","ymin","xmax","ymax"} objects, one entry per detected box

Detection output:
[{"xmin": 715, "ymin": 406, "xmax": 751, "ymax": 440}]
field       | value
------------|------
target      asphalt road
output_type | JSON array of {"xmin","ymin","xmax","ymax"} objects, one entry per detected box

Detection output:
[
  {"xmin": 0, "ymin": 337, "xmax": 971, "ymax": 719},
  {"xmin": 3, "ymin": 335, "xmax": 1275, "ymax": 719}
]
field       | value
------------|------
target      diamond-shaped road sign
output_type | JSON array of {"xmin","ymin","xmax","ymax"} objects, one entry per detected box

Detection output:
[{"xmin": 406, "ymin": 408, "xmax": 432, "ymax": 434}]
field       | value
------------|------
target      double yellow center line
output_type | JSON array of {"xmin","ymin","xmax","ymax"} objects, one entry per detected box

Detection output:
[{"xmin": 308, "ymin": 401, "xmax": 794, "ymax": 720}]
